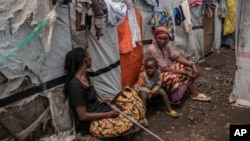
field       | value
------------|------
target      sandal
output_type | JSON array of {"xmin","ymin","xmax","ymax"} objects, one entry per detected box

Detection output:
[
  {"xmin": 139, "ymin": 118, "xmax": 149, "ymax": 127},
  {"xmin": 191, "ymin": 93, "xmax": 211, "ymax": 102},
  {"xmin": 166, "ymin": 110, "xmax": 179, "ymax": 118}
]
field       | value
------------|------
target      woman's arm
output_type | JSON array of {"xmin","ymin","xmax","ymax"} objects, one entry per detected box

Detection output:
[
  {"xmin": 161, "ymin": 55, "xmax": 198, "ymax": 77},
  {"xmin": 75, "ymin": 106, "xmax": 119, "ymax": 121},
  {"xmin": 174, "ymin": 55, "xmax": 193, "ymax": 67},
  {"xmin": 161, "ymin": 67, "xmax": 186, "ymax": 75},
  {"xmin": 174, "ymin": 55, "xmax": 199, "ymax": 77}
]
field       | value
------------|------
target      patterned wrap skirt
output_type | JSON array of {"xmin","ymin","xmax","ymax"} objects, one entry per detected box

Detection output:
[
  {"xmin": 90, "ymin": 88, "xmax": 148, "ymax": 138},
  {"xmin": 160, "ymin": 63, "xmax": 194, "ymax": 101}
]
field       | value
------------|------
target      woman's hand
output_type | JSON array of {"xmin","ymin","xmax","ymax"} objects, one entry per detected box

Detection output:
[
  {"xmin": 108, "ymin": 109, "xmax": 119, "ymax": 118},
  {"xmin": 185, "ymin": 70, "xmax": 195, "ymax": 78},
  {"xmin": 191, "ymin": 65, "xmax": 199, "ymax": 78}
]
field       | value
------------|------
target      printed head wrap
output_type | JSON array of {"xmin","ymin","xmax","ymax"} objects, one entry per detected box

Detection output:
[{"xmin": 153, "ymin": 26, "xmax": 170, "ymax": 37}]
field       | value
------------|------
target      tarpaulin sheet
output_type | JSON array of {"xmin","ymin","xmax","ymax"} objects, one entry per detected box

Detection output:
[
  {"xmin": 0, "ymin": 4, "xmax": 71, "ymax": 98},
  {"xmin": 233, "ymin": 0, "xmax": 250, "ymax": 107},
  {"xmin": 69, "ymin": 2, "xmax": 122, "ymax": 99}
]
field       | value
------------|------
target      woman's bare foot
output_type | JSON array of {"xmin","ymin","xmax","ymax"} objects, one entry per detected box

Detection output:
[{"xmin": 121, "ymin": 125, "xmax": 141, "ymax": 137}]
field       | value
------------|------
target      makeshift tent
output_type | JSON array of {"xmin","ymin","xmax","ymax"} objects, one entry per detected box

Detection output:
[
  {"xmin": 232, "ymin": 0, "xmax": 250, "ymax": 107},
  {"xmin": 0, "ymin": 1, "xmax": 73, "ymax": 140}
]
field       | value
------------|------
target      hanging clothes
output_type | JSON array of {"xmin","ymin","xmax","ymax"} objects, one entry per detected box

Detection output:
[
  {"xmin": 92, "ymin": 0, "xmax": 107, "ymax": 39},
  {"xmin": 92, "ymin": 0, "xmax": 107, "ymax": 16},
  {"xmin": 173, "ymin": 6, "xmax": 185, "ymax": 26},
  {"xmin": 126, "ymin": 0, "xmax": 142, "ymax": 48},
  {"xmin": 149, "ymin": 0, "xmax": 192, "ymax": 39},
  {"xmin": 148, "ymin": 11, "xmax": 176, "ymax": 41},
  {"xmin": 75, "ymin": 0, "xmax": 106, "ymax": 39},
  {"xmin": 217, "ymin": 0, "xmax": 227, "ymax": 18},
  {"xmin": 188, "ymin": 5, "xmax": 205, "ymax": 63},
  {"xmin": 214, "ymin": 2, "xmax": 223, "ymax": 50},
  {"xmin": 189, "ymin": 0, "xmax": 203, "ymax": 9},
  {"xmin": 202, "ymin": 0, "xmax": 216, "ymax": 17},
  {"xmin": 119, "ymin": 9, "xmax": 144, "ymax": 88},
  {"xmin": 223, "ymin": 0, "xmax": 236, "ymax": 36},
  {"xmin": 104, "ymin": 0, "xmax": 127, "ymax": 26},
  {"xmin": 75, "ymin": 0, "xmax": 92, "ymax": 31},
  {"xmin": 181, "ymin": 0, "xmax": 192, "ymax": 33},
  {"xmin": 117, "ymin": 16, "xmax": 133, "ymax": 54}
]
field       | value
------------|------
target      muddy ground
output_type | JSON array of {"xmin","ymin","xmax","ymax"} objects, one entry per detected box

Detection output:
[{"xmin": 127, "ymin": 47, "xmax": 250, "ymax": 141}]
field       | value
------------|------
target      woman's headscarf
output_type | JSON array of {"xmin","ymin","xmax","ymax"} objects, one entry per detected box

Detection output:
[{"xmin": 153, "ymin": 26, "xmax": 170, "ymax": 37}]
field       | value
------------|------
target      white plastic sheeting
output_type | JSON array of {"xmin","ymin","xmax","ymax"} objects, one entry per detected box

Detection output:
[
  {"xmin": 233, "ymin": 0, "xmax": 250, "ymax": 107},
  {"xmin": 140, "ymin": 10, "xmax": 154, "ymax": 41},
  {"xmin": 0, "ymin": 4, "xmax": 72, "ymax": 98},
  {"xmin": 0, "ymin": 3, "xmax": 73, "ymax": 140},
  {"xmin": 88, "ymin": 32, "xmax": 122, "ymax": 99},
  {"xmin": 133, "ymin": 0, "xmax": 154, "ymax": 12},
  {"xmin": 0, "ymin": 0, "xmax": 50, "ymax": 33},
  {"xmin": 69, "ymin": 3, "xmax": 122, "ymax": 99},
  {"xmin": 154, "ymin": 0, "xmax": 172, "ymax": 11}
]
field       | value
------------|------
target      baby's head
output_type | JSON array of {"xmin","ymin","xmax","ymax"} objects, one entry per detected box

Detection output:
[{"xmin": 144, "ymin": 57, "xmax": 158, "ymax": 77}]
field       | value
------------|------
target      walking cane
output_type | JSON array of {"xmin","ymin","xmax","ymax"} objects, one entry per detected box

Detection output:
[{"xmin": 96, "ymin": 91, "xmax": 164, "ymax": 141}]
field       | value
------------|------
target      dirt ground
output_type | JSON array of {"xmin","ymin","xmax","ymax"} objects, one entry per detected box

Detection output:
[{"xmin": 127, "ymin": 47, "xmax": 250, "ymax": 141}]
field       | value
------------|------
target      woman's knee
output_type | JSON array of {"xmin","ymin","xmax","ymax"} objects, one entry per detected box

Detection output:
[{"xmin": 156, "ymin": 89, "xmax": 167, "ymax": 96}]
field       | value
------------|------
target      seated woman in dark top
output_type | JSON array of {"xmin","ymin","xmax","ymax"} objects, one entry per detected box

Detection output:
[{"xmin": 63, "ymin": 47, "xmax": 148, "ymax": 139}]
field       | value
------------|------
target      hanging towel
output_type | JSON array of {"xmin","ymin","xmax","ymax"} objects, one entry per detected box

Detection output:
[
  {"xmin": 125, "ymin": 0, "xmax": 142, "ymax": 48},
  {"xmin": 181, "ymin": 0, "xmax": 192, "ymax": 33},
  {"xmin": 104, "ymin": 0, "xmax": 127, "ymax": 26}
]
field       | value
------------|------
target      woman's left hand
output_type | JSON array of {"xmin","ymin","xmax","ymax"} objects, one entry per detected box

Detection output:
[{"xmin": 108, "ymin": 109, "xmax": 119, "ymax": 118}]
